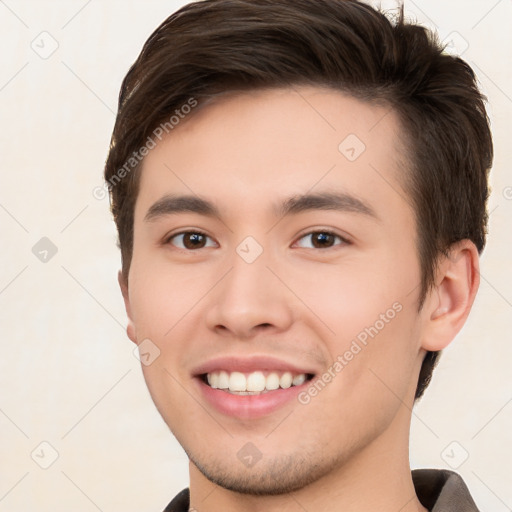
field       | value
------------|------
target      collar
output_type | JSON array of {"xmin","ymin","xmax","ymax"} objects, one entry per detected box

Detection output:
[{"xmin": 412, "ymin": 469, "xmax": 480, "ymax": 511}]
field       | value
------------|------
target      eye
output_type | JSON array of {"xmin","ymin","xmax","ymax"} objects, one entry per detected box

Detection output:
[
  {"xmin": 294, "ymin": 230, "xmax": 349, "ymax": 249},
  {"xmin": 166, "ymin": 231, "xmax": 217, "ymax": 250}
]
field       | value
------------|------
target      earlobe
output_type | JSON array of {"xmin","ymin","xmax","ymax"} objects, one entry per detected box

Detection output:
[
  {"xmin": 118, "ymin": 270, "xmax": 138, "ymax": 344},
  {"xmin": 421, "ymin": 240, "xmax": 480, "ymax": 352}
]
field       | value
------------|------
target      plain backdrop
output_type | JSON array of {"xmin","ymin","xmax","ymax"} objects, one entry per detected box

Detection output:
[{"xmin": 0, "ymin": 1, "xmax": 510, "ymax": 511}]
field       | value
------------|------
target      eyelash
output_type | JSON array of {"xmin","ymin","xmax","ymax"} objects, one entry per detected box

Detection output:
[{"xmin": 164, "ymin": 229, "xmax": 351, "ymax": 251}]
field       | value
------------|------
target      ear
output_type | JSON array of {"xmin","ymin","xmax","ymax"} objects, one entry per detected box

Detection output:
[
  {"xmin": 118, "ymin": 270, "xmax": 137, "ymax": 344},
  {"xmin": 421, "ymin": 240, "xmax": 480, "ymax": 352}
]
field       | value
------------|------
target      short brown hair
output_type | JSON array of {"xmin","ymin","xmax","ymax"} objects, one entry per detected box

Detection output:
[{"xmin": 104, "ymin": 0, "xmax": 493, "ymax": 400}]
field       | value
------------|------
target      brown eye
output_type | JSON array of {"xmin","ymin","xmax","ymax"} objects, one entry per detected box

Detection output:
[
  {"xmin": 167, "ymin": 231, "xmax": 215, "ymax": 250},
  {"xmin": 295, "ymin": 231, "xmax": 347, "ymax": 249}
]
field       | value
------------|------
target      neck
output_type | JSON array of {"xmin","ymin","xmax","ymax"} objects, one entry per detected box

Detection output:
[{"xmin": 187, "ymin": 404, "xmax": 428, "ymax": 512}]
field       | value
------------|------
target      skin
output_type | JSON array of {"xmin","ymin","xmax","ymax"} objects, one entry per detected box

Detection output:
[{"xmin": 119, "ymin": 86, "xmax": 479, "ymax": 512}]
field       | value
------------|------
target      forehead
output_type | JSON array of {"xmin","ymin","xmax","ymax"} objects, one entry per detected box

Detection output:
[{"xmin": 135, "ymin": 86, "xmax": 411, "ymax": 223}]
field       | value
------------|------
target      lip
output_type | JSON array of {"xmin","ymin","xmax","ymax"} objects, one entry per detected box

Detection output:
[
  {"xmin": 192, "ymin": 355, "xmax": 317, "ymax": 419},
  {"xmin": 192, "ymin": 355, "xmax": 317, "ymax": 377},
  {"xmin": 195, "ymin": 375, "xmax": 311, "ymax": 419}
]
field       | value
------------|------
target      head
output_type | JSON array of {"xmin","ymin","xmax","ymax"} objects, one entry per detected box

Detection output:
[{"xmin": 104, "ymin": 0, "xmax": 492, "ymax": 495}]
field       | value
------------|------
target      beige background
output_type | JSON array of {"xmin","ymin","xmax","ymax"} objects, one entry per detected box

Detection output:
[{"xmin": 0, "ymin": 1, "xmax": 510, "ymax": 510}]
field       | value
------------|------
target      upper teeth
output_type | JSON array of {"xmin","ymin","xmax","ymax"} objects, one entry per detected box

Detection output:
[{"xmin": 207, "ymin": 371, "xmax": 307, "ymax": 393}]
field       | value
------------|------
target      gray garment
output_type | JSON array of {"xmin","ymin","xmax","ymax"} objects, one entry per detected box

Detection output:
[
  {"xmin": 163, "ymin": 469, "xmax": 480, "ymax": 511},
  {"xmin": 412, "ymin": 469, "xmax": 480, "ymax": 512}
]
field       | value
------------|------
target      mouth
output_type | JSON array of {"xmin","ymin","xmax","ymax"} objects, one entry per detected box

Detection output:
[
  {"xmin": 192, "ymin": 356, "xmax": 317, "ymax": 419},
  {"xmin": 200, "ymin": 370, "xmax": 315, "ymax": 395}
]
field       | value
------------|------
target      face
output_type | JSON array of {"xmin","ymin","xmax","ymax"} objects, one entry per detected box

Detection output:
[{"xmin": 122, "ymin": 87, "xmax": 430, "ymax": 494}]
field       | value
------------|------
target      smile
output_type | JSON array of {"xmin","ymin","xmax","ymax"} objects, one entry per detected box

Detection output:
[
  {"xmin": 204, "ymin": 370, "xmax": 312, "ymax": 394},
  {"xmin": 193, "ymin": 355, "xmax": 318, "ymax": 418}
]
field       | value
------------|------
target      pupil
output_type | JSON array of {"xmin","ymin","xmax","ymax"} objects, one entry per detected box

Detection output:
[
  {"xmin": 314, "ymin": 232, "xmax": 333, "ymax": 247},
  {"xmin": 185, "ymin": 233, "xmax": 205, "ymax": 249}
]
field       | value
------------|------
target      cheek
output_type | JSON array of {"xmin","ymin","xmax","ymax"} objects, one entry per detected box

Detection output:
[
  {"xmin": 330, "ymin": 297, "xmax": 422, "ymax": 420},
  {"xmin": 128, "ymin": 249, "xmax": 210, "ymax": 338},
  {"xmin": 288, "ymin": 248, "xmax": 418, "ymax": 340},
  {"xmin": 301, "ymin": 304, "xmax": 421, "ymax": 446},
  {"xmin": 291, "ymin": 245, "xmax": 422, "ymax": 395},
  {"xmin": 128, "ymin": 259, "xmax": 204, "ymax": 419}
]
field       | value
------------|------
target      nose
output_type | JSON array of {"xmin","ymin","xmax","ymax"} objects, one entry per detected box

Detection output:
[{"xmin": 205, "ymin": 252, "xmax": 295, "ymax": 339}]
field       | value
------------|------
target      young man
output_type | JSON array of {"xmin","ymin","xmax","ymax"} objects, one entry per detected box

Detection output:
[{"xmin": 104, "ymin": 1, "xmax": 493, "ymax": 510}]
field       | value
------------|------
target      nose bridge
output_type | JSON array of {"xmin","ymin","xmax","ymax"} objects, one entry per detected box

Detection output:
[{"xmin": 205, "ymin": 240, "xmax": 294, "ymax": 336}]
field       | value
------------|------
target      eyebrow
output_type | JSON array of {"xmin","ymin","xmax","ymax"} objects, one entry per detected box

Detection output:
[{"xmin": 144, "ymin": 191, "xmax": 379, "ymax": 222}]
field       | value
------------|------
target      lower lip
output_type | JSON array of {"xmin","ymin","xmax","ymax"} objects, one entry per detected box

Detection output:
[{"xmin": 196, "ymin": 377, "xmax": 308, "ymax": 419}]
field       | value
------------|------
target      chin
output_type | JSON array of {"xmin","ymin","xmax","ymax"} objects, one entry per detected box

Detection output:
[{"xmin": 187, "ymin": 449, "xmax": 340, "ymax": 496}]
